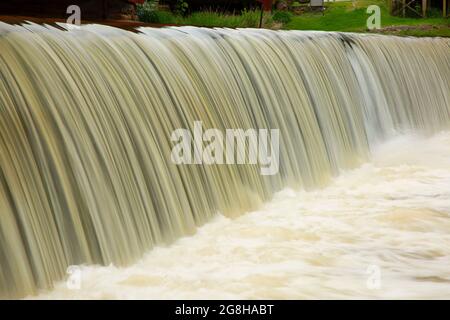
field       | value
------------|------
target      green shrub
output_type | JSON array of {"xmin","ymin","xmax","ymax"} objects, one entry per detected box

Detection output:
[
  {"xmin": 137, "ymin": 1, "xmax": 160, "ymax": 23},
  {"xmin": 175, "ymin": 0, "xmax": 189, "ymax": 16},
  {"xmin": 137, "ymin": 1, "xmax": 178, "ymax": 24},
  {"xmin": 153, "ymin": 11, "xmax": 177, "ymax": 24},
  {"xmin": 272, "ymin": 10, "xmax": 293, "ymax": 24}
]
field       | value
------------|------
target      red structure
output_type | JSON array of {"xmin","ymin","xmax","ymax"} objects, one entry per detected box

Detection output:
[{"xmin": 258, "ymin": 0, "xmax": 273, "ymax": 11}]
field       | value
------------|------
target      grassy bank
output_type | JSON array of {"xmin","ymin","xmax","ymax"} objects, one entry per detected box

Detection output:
[
  {"xmin": 285, "ymin": 0, "xmax": 450, "ymax": 37},
  {"xmin": 138, "ymin": 0, "xmax": 449, "ymax": 37},
  {"xmin": 137, "ymin": 1, "xmax": 274, "ymax": 28},
  {"xmin": 152, "ymin": 10, "xmax": 273, "ymax": 28}
]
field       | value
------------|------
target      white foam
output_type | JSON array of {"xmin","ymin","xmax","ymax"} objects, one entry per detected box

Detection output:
[{"xmin": 32, "ymin": 132, "xmax": 450, "ymax": 299}]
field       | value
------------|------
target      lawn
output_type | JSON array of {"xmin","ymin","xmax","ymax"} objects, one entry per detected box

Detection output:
[
  {"xmin": 285, "ymin": 0, "xmax": 450, "ymax": 37},
  {"xmin": 138, "ymin": 0, "xmax": 450, "ymax": 37}
]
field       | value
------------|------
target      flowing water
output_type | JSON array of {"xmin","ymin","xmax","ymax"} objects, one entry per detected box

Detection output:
[
  {"xmin": 32, "ymin": 131, "xmax": 450, "ymax": 299},
  {"xmin": 0, "ymin": 24, "xmax": 449, "ymax": 299}
]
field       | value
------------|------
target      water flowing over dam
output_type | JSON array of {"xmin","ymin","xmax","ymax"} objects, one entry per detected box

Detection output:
[{"xmin": 0, "ymin": 23, "xmax": 449, "ymax": 298}]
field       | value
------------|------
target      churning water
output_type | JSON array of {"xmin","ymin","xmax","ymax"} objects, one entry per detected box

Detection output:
[
  {"xmin": 0, "ymin": 24, "xmax": 449, "ymax": 299},
  {"xmin": 31, "ymin": 131, "xmax": 450, "ymax": 299}
]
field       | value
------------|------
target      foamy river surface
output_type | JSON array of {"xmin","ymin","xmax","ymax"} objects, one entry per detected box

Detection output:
[{"xmin": 32, "ymin": 132, "xmax": 450, "ymax": 299}]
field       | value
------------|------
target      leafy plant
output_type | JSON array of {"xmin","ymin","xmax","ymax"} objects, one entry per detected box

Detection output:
[
  {"xmin": 272, "ymin": 10, "xmax": 293, "ymax": 24},
  {"xmin": 175, "ymin": 0, "xmax": 189, "ymax": 16},
  {"xmin": 152, "ymin": 11, "xmax": 177, "ymax": 24},
  {"xmin": 137, "ymin": 0, "xmax": 160, "ymax": 23}
]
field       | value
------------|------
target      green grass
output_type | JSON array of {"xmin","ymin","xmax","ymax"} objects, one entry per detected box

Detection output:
[
  {"xmin": 175, "ymin": 10, "xmax": 272, "ymax": 28},
  {"xmin": 138, "ymin": 7, "xmax": 273, "ymax": 28},
  {"xmin": 285, "ymin": 0, "xmax": 450, "ymax": 37},
  {"xmin": 138, "ymin": 0, "xmax": 449, "ymax": 37}
]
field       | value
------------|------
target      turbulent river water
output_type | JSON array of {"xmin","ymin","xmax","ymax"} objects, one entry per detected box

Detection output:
[
  {"xmin": 32, "ymin": 131, "xmax": 450, "ymax": 299},
  {"xmin": 1, "ymin": 23, "xmax": 449, "ymax": 298}
]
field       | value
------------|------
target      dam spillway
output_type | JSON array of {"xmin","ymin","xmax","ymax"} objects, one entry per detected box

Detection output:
[{"xmin": 0, "ymin": 23, "xmax": 449, "ymax": 298}]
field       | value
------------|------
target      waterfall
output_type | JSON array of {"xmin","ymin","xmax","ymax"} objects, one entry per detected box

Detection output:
[{"xmin": 0, "ymin": 23, "xmax": 449, "ymax": 298}]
